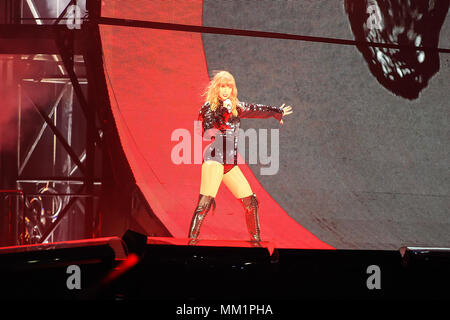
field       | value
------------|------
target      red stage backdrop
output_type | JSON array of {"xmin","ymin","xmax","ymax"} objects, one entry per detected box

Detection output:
[{"xmin": 99, "ymin": 0, "xmax": 333, "ymax": 249}]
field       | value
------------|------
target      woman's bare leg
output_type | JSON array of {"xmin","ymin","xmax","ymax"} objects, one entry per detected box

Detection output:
[
  {"xmin": 200, "ymin": 160, "xmax": 224, "ymax": 197},
  {"xmin": 222, "ymin": 166, "xmax": 253, "ymax": 199}
]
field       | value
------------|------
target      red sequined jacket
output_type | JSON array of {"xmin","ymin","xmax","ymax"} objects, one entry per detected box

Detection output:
[{"xmin": 198, "ymin": 101, "xmax": 283, "ymax": 165}]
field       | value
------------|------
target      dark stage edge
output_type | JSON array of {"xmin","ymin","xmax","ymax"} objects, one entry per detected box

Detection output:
[{"xmin": 0, "ymin": 233, "xmax": 449, "ymax": 301}]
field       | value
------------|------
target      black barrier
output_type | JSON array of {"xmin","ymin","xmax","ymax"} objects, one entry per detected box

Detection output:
[
  {"xmin": 0, "ymin": 237, "xmax": 127, "ymax": 299},
  {"xmin": 0, "ymin": 231, "xmax": 449, "ymax": 300},
  {"xmin": 115, "ymin": 231, "xmax": 449, "ymax": 300}
]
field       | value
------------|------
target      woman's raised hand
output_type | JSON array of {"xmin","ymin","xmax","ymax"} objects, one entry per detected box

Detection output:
[{"xmin": 279, "ymin": 104, "xmax": 293, "ymax": 125}]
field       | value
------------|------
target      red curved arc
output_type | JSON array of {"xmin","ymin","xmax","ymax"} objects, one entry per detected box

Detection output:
[{"xmin": 100, "ymin": 0, "xmax": 333, "ymax": 249}]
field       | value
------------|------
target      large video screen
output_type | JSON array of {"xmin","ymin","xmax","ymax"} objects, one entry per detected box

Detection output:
[{"xmin": 100, "ymin": 0, "xmax": 450, "ymax": 250}]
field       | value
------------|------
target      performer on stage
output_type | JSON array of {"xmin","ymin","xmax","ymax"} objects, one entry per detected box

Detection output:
[{"xmin": 188, "ymin": 70, "xmax": 293, "ymax": 245}]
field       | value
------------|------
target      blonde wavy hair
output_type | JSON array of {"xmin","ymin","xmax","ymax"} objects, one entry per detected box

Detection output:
[{"xmin": 203, "ymin": 70, "xmax": 240, "ymax": 117}]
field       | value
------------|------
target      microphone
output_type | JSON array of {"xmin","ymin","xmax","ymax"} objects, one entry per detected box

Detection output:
[{"xmin": 223, "ymin": 99, "xmax": 232, "ymax": 113}]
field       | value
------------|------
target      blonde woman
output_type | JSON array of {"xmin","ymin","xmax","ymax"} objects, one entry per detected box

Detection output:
[{"xmin": 188, "ymin": 71, "xmax": 293, "ymax": 245}]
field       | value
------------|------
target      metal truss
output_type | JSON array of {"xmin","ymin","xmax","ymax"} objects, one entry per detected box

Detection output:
[
  {"xmin": 10, "ymin": 0, "xmax": 101, "ymax": 244},
  {"xmin": 1, "ymin": 0, "xmax": 160, "ymax": 245}
]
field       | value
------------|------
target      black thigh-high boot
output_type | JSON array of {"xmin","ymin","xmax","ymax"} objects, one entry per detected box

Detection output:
[
  {"xmin": 188, "ymin": 194, "xmax": 216, "ymax": 244},
  {"xmin": 240, "ymin": 193, "xmax": 261, "ymax": 245}
]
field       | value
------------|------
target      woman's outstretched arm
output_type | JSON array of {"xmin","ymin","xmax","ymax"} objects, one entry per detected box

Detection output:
[
  {"xmin": 237, "ymin": 102, "xmax": 283, "ymax": 121},
  {"xmin": 238, "ymin": 102, "xmax": 292, "ymax": 124},
  {"xmin": 198, "ymin": 102, "xmax": 222, "ymax": 139}
]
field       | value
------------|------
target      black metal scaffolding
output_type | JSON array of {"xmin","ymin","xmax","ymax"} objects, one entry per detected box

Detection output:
[{"xmin": 0, "ymin": 0, "xmax": 105, "ymax": 245}]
